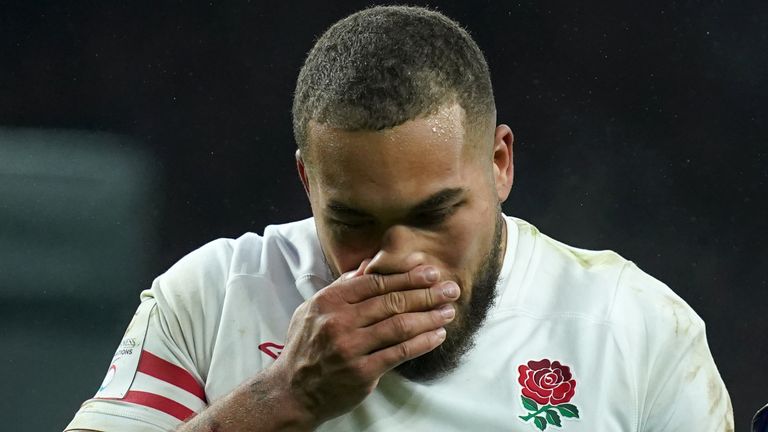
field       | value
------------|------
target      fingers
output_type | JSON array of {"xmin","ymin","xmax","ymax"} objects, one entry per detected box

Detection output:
[
  {"xmin": 354, "ymin": 280, "xmax": 460, "ymax": 326},
  {"xmin": 339, "ymin": 265, "xmax": 441, "ymax": 304},
  {"xmin": 342, "ymin": 259, "xmax": 372, "ymax": 281},
  {"xmin": 366, "ymin": 327, "xmax": 448, "ymax": 374},
  {"xmin": 359, "ymin": 304, "xmax": 455, "ymax": 354},
  {"xmin": 354, "ymin": 305, "xmax": 453, "ymax": 378}
]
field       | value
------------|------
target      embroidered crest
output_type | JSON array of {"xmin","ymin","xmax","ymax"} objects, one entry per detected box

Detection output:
[{"xmin": 517, "ymin": 359, "xmax": 580, "ymax": 430}]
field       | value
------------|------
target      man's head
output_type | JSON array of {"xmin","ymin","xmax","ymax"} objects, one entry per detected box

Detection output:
[
  {"xmin": 292, "ymin": 6, "xmax": 515, "ymax": 381},
  {"xmin": 292, "ymin": 6, "xmax": 496, "ymax": 162}
]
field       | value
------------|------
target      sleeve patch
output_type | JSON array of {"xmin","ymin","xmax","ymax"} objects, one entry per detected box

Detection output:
[{"xmin": 95, "ymin": 300, "xmax": 154, "ymax": 399}]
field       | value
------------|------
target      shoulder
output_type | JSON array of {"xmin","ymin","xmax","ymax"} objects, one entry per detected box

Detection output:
[
  {"xmin": 229, "ymin": 217, "xmax": 329, "ymax": 282},
  {"xmin": 506, "ymin": 217, "xmax": 629, "ymax": 321},
  {"xmin": 612, "ymin": 260, "xmax": 705, "ymax": 347},
  {"xmin": 500, "ymin": 218, "xmax": 732, "ymax": 429},
  {"xmin": 510, "ymin": 217, "xmax": 704, "ymax": 335},
  {"xmin": 142, "ymin": 217, "xmax": 326, "ymax": 321}
]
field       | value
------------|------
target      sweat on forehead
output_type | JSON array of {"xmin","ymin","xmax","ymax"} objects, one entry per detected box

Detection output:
[
  {"xmin": 306, "ymin": 103, "xmax": 464, "ymax": 155},
  {"xmin": 302, "ymin": 104, "xmax": 497, "ymax": 179},
  {"xmin": 292, "ymin": 5, "xmax": 495, "ymax": 160}
]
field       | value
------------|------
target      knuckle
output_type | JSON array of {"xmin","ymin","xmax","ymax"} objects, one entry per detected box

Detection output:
[
  {"xmin": 320, "ymin": 316, "xmax": 343, "ymax": 336},
  {"xmin": 314, "ymin": 288, "xmax": 328, "ymax": 300},
  {"xmin": 423, "ymin": 286, "xmax": 437, "ymax": 308},
  {"xmin": 367, "ymin": 273, "xmax": 387, "ymax": 295},
  {"xmin": 390, "ymin": 315, "xmax": 411, "ymax": 338},
  {"xmin": 396, "ymin": 342, "xmax": 411, "ymax": 361},
  {"xmin": 332, "ymin": 338, "xmax": 355, "ymax": 360},
  {"xmin": 405, "ymin": 269, "xmax": 416, "ymax": 287},
  {"xmin": 306, "ymin": 298, "xmax": 323, "ymax": 314},
  {"xmin": 348, "ymin": 359, "xmax": 370, "ymax": 383},
  {"xmin": 383, "ymin": 291, "xmax": 408, "ymax": 315},
  {"xmin": 312, "ymin": 289, "xmax": 333, "ymax": 308}
]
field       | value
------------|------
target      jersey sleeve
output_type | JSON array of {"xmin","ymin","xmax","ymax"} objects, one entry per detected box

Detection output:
[
  {"xmin": 614, "ymin": 262, "xmax": 734, "ymax": 432},
  {"xmin": 65, "ymin": 238, "xmax": 234, "ymax": 432}
]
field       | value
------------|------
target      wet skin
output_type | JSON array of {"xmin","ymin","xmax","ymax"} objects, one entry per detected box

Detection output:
[{"xmin": 292, "ymin": 103, "xmax": 515, "ymax": 382}]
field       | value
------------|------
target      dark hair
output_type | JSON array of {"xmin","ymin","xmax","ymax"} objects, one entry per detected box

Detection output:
[{"xmin": 292, "ymin": 5, "xmax": 495, "ymax": 159}]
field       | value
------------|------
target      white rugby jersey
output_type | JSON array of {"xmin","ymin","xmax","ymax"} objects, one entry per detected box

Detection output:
[{"xmin": 66, "ymin": 216, "xmax": 733, "ymax": 431}]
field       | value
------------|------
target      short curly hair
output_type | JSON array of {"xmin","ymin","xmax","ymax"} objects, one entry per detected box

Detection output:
[{"xmin": 292, "ymin": 6, "xmax": 495, "ymax": 160}]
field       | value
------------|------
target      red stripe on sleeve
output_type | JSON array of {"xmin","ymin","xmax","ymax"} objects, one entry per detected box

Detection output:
[
  {"xmin": 122, "ymin": 390, "xmax": 196, "ymax": 421},
  {"xmin": 137, "ymin": 350, "xmax": 206, "ymax": 401}
]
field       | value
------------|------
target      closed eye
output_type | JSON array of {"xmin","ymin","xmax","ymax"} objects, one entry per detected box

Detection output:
[
  {"xmin": 329, "ymin": 218, "xmax": 372, "ymax": 230},
  {"xmin": 411, "ymin": 204, "xmax": 460, "ymax": 228}
]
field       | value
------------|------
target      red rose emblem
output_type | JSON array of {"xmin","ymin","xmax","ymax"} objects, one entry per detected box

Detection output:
[{"xmin": 517, "ymin": 359, "xmax": 576, "ymax": 406}]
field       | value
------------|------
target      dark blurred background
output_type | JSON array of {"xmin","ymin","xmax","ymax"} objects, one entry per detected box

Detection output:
[{"xmin": 0, "ymin": 1, "xmax": 765, "ymax": 430}]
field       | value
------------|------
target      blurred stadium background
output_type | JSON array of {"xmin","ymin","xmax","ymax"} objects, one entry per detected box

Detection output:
[{"xmin": 0, "ymin": 1, "xmax": 765, "ymax": 430}]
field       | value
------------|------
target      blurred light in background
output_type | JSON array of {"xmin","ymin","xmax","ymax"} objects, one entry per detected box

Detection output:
[{"xmin": 0, "ymin": 128, "xmax": 160, "ymax": 430}]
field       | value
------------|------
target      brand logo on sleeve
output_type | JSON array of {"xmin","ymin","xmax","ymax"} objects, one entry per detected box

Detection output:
[
  {"xmin": 95, "ymin": 301, "xmax": 154, "ymax": 399},
  {"xmin": 517, "ymin": 359, "xmax": 580, "ymax": 430},
  {"xmin": 258, "ymin": 342, "xmax": 284, "ymax": 360},
  {"xmin": 99, "ymin": 364, "xmax": 118, "ymax": 391}
]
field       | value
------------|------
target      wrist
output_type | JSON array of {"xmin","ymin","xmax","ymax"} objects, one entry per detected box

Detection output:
[{"xmin": 253, "ymin": 362, "xmax": 319, "ymax": 431}]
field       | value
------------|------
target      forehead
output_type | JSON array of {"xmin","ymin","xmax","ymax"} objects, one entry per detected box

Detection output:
[{"xmin": 307, "ymin": 105, "xmax": 478, "ymax": 209}]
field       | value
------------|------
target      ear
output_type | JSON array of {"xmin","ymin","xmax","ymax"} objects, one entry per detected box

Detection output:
[
  {"xmin": 492, "ymin": 124, "xmax": 514, "ymax": 202},
  {"xmin": 296, "ymin": 149, "xmax": 311, "ymax": 198}
]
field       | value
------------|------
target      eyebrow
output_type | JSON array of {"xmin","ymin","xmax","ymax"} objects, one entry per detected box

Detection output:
[{"xmin": 326, "ymin": 187, "xmax": 466, "ymax": 217}]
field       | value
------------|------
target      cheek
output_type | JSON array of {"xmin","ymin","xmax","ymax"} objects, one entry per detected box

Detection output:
[
  {"xmin": 331, "ymin": 243, "xmax": 373, "ymax": 274},
  {"xmin": 317, "ymin": 227, "xmax": 379, "ymax": 275},
  {"xmin": 432, "ymin": 208, "xmax": 494, "ymax": 273}
]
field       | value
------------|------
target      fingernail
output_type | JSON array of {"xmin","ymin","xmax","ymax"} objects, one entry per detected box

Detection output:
[
  {"xmin": 442, "ymin": 281, "xmax": 459, "ymax": 298},
  {"xmin": 439, "ymin": 304, "xmax": 455, "ymax": 319},
  {"xmin": 422, "ymin": 267, "xmax": 439, "ymax": 282},
  {"xmin": 435, "ymin": 328, "xmax": 447, "ymax": 339}
]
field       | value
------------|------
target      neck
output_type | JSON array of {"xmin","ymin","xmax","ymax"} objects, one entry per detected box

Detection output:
[{"xmin": 498, "ymin": 212, "xmax": 507, "ymax": 269}]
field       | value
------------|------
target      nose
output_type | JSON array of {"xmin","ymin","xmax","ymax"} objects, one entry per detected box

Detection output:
[{"xmin": 364, "ymin": 224, "xmax": 427, "ymax": 275}]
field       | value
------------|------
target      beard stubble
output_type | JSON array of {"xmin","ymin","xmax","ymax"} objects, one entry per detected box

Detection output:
[{"xmin": 394, "ymin": 212, "xmax": 505, "ymax": 382}]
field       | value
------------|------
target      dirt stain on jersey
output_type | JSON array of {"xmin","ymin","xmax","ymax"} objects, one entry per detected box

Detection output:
[
  {"xmin": 684, "ymin": 328, "xmax": 733, "ymax": 430},
  {"xmin": 708, "ymin": 372, "xmax": 734, "ymax": 431},
  {"xmin": 684, "ymin": 363, "xmax": 702, "ymax": 382},
  {"xmin": 572, "ymin": 250, "xmax": 623, "ymax": 269},
  {"xmin": 543, "ymin": 231, "xmax": 624, "ymax": 270},
  {"xmin": 708, "ymin": 374, "xmax": 723, "ymax": 413},
  {"xmin": 724, "ymin": 397, "xmax": 735, "ymax": 432},
  {"xmin": 663, "ymin": 295, "xmax": 692, "ymax": 337}
]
